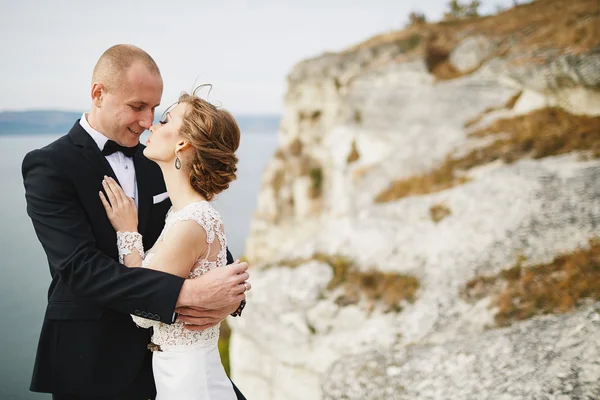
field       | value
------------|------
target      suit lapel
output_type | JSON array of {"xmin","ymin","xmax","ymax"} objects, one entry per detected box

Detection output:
[
  {"xmin": 134, "ymin": 151, "xmax": 152, "ymax": 236},
  {"xmin": 68, "ymin": 121, "xmax": 119, "ymax": 182},
  {"xmin": 69, "ymin": 120, "xmax": 155, "ymax": 236}
]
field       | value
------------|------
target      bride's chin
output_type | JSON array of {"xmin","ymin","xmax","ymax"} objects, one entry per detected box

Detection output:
[{"xmin": 142, "ymin": 148, "xmax": 154, "ymax": 161}]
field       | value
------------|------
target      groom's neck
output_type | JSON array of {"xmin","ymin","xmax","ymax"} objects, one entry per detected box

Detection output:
[{"xmin": 86, "ymin": 110, "xmax": 108, "ymax": 138}]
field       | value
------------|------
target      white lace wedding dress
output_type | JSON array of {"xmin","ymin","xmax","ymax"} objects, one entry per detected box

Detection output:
[{"xmin": 127, "ymin": 201, "xmax": 236, "ymax": 400}]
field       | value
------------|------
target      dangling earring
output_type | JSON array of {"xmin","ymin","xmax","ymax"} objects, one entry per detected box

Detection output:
[{"xmin": 175, "ymin": 152, "xmax": 181, "ymax": 170}]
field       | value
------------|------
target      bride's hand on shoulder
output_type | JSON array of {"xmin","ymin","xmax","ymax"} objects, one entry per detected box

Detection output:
[{"xmin": 99, "ymin": 176, "xmax": 138, "ymax": 232}]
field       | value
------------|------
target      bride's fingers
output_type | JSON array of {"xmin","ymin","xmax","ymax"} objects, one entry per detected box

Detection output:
[
  {"xmin": 99, "ymin": 191, "xmax": 112, "ymax": 212},
  {"xmin": 103, "ymin": 178, "xmax": 121, "ymax": 208},
  {"xmin": 107, "ymin": 177, "xmax": 127, "ymax": 205},
  {"xmin": 113, "ymin": 178, "xmax": 133, "ymax": 210},
  {"xmin": 101, "ymin": 179, "xmax": 117, "ymax": 207}
]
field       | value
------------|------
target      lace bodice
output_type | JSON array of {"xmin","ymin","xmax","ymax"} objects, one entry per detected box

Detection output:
[{"xmin": 131, "ymin": 201, "xmax": 228, "ymax": 349}]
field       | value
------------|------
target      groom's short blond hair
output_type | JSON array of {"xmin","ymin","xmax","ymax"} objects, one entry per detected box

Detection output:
[{"xmin": 92, "ymin": 44, "xmax": 161, "ymax": 91}]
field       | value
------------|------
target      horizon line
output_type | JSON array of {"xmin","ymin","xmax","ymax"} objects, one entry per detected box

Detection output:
[{"xmin": 0, "ymin": 108, "xmax": 282, "ymax": 117}]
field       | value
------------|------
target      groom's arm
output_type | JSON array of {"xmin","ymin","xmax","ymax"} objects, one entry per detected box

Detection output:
[
  {"xmin": 23, "ymin": 149, "xmax": 184, "ymax": 322},
  {"xmin": 174, "ymin": 248, "xmax": 247, "ymax": 329}
]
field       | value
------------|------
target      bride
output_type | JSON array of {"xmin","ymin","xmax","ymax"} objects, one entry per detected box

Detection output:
[{"xmin": 98, "ymin": 89, "xmax": 247, "ymax": 399}]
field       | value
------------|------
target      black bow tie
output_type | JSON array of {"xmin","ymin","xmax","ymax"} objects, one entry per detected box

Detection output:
[{"xmin": 102, "ymin": 140, "xmax": 139, "ymax": 157}]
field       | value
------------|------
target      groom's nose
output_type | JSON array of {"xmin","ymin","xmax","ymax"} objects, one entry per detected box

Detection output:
[{"xmin": 139, "ymin": 109, "xmax": 154, "ymax": 129}]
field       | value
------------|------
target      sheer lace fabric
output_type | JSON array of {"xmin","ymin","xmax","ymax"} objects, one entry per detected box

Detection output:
[
  {"xmin": 131, "ymin": 201, "xmax": 227, "ymax": 349},
  {"xmin": 116, "ymin": 231, "xmax": 144, "ymax": 264}
]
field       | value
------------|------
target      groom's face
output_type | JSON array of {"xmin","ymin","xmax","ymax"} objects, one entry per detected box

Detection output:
[{"xmin": 99, "ymin": 62, "xmax": 163, "ymax": 147}]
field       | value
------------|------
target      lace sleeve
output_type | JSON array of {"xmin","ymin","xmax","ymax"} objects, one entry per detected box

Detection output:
[
  {"xmin": 163, "ymin": 202, "xmax": 228, "ymax": 274},
  {"xmin": 131, "ymin": 314, "xmax": 158, "ymax": 329},
  {"xmin": 116, "ymin": 231, "xmax": 144, "ymax": 265}
]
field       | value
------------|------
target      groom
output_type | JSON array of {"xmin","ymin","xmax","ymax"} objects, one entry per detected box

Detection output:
[{"xmin": 22, "ymin": 44, "xmax": 248, "ymax": 399}]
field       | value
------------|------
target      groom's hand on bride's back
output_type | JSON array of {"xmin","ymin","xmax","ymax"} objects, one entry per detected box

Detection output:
[
  {"xmin": 176, "ymin": 259, "xmax": 250, "ymax": 311},
  {"xmin": 175, "ymin": 303, "xmax": 240, "ymax": 330}
]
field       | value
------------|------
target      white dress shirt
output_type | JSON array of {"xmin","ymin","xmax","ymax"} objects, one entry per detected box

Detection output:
[{"xmin": 80, "ymin": 113, "xmax": 139, "ymax": 208}]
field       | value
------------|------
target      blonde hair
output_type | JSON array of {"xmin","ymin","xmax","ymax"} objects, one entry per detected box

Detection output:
[
  {"xmin": 177, "ymin": 87, "xmax": 240, "ymax": 200},
  {"xmin": 92, "ymin": 44, "xmax": 160, "ymax": 90}
]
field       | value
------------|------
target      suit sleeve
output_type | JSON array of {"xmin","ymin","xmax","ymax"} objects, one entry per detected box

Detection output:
[
  {"xmin": 226, "ymin": 248, "xmax": 234, "ymax": 265},
  {"xmin": 22, "ymin": 149, "xmax": 184, "ymax": 323}
]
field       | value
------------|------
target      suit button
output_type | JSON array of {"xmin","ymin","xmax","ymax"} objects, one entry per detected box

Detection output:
[
  {"xmin": 147, "ymin": 313, "xmax": 154, "ymax": 319},
  {"xmin": 135, "ymin": 310, "xmax": 141, "ymax": 316},
  {"xmin": 154, "ymin": 315, "xmax": 161, "ymax": 321},
  {"xmin": 141, "ymin": 311, "xmax": 148, "ymax": 317}
]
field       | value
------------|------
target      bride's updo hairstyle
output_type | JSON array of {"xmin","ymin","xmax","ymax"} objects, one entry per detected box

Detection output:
[{"xmin": 177, "ymin": 87, "xmax": 240, "ymax": 201}]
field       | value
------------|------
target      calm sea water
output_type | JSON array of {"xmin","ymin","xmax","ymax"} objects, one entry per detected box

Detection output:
[{"xmin": 0, "ymin": 131, "xmax": 278, "ymax": 400}]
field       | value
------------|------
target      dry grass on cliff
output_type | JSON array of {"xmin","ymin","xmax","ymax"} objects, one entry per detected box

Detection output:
[
  {"xmin": 375, "ymin": 107, "xmax": 600, "ymax": 203},
  {"xmin": 462, "ymin": 238, "xmax": 600, "ymax": 327},
  {"xmin": 374, "ymin": 160, "xmax": 468, "ymax": 203},
  {"xmin": 464, "ymin": 91, "xmax": 523, "ymax": 129},
  {"xmin": 348, "ymin": 0, "xmax": 600, "ymax": 80},
  {"xmin": 468, "ymin": 107, "xmax": 600, "ymax": 160},
  {"xmin": 272, "ymin": 253, "xmax": 420, "ymax": 313},
  {"xmin": 347, "ymin": 140, "xmax": 360, "ymax": 164},
  {"xmin": 430, "ymin": 203, "xmax": 452, "ymax": 223}
]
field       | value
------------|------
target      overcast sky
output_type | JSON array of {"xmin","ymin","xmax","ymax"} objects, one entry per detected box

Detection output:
[{"xmin": 0, "ymin": 0, "xmax": 515, "ymax": 115}]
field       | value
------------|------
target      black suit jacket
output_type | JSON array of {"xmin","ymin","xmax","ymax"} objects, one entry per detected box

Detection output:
[{"xmin": 22, "ymin": 122, "xmax": 238, "ymax": 397}]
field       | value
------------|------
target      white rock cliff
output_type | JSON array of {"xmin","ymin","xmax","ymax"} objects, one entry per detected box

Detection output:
[{"xmin": 229, "ymin": 7, "xmax": 600, "ymax": 400}]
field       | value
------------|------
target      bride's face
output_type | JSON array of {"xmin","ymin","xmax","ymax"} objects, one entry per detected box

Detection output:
[{"xmin": 144, "ymin": 103, "xmax": 188, "ymax": 164}]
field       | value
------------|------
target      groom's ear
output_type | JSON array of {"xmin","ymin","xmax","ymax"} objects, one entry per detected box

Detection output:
[{"xmin": 91, "ymin": 83, "xmax": 104, "ymax": 107}]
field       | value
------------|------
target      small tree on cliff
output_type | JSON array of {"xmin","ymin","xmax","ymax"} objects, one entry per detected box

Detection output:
[
  {"xmin": 408, "ymin": 11, "xmax": 427, "ymax": 26},
  {"xmin": 444, "ymin": 0, "xmax": 481, "ymax": 19}
]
